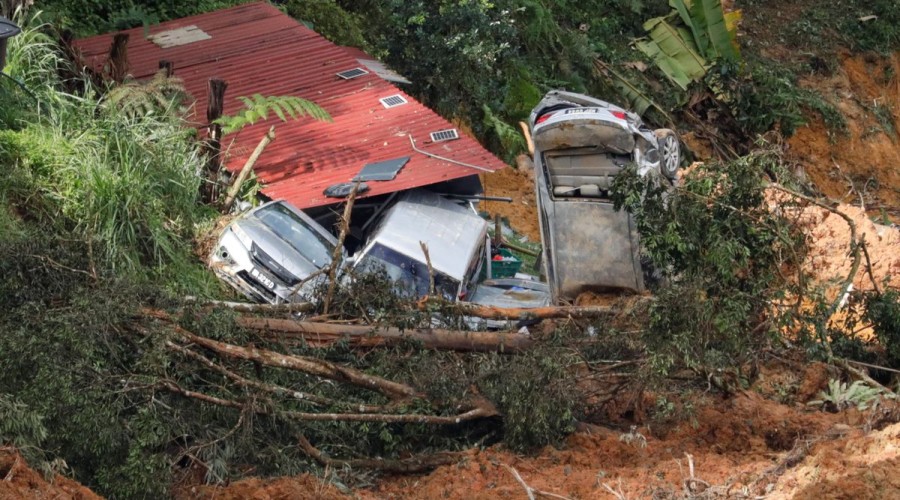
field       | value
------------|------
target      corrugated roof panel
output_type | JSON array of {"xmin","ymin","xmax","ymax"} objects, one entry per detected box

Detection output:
[{"xmin": 73, "ymin": 2, "xmax": 505, "ymax": 210}]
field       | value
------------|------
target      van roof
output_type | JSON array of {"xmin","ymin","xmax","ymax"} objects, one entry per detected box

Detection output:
[{"xmin": 367, "ymin": 190, "xmax": 487, "ymax": 280}]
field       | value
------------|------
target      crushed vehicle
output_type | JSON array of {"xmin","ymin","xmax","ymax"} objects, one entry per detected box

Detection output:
[
  {"xmin": 210, "ymin": 189, "xmax": 549, "ymax": 319},
  {"xmin": 529, "ymin": 90, "xmax": 681, "ymax": 303},
  {"xmin": 209, "ymin": 200, "xmax": 340, "ymax": 304},
  {"xmin": 351, "ymin": 189, "xmax": 550, "ymax": 313}
]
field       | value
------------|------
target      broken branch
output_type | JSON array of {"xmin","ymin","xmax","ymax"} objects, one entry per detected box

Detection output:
[
  {"xmin": 503, "ymin": 464, "xmax": 573, "ymax": 500},
  {"xmin": 323, "ymin": 181, "xmax": 361, "ymax": 315},
  {"xmin": 158, "ymin": 380, "xmax": 494, "ymax": 424},
  {"xmin": 165, "ymin": 340, "xmax": 393, "ymax": 413},
  {"xmin": 143, "ymin": 308, "xmax": 420, "ymax": 400},
  {"xmin": 221, "ymin": 125, "xmax": 275, "ymax": 213},
  {"xmin": 297, "ymin": 434, "xmax": 462, "ymax": 473},
  {"xmin": 182, "ymin": 296, "xmax": 314, "ymax": 314}
]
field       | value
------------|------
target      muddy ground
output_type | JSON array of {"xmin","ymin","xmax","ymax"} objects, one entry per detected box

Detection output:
[{"xmin": 179, "ymin": 366, "xmax": 899, "ymax": 499}]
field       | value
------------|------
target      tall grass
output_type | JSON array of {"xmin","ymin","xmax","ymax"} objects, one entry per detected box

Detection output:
[{"xmin": 0, "ymin": 13, "xmax": 208, "ymax": 274}]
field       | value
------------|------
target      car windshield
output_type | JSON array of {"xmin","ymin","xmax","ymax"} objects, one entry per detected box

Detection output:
[
  {"xmin": 358, "ymin": 243, "xmax": 460, "ymax": 300},
  {"xmin": 254, "ymin": 203, "xmax": 333, "ymax": 267}
]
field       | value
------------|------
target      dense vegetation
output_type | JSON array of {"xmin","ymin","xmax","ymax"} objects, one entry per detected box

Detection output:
[{"xmin": 2, "ymin": 1, "xmax": 899, "ymax": 498}]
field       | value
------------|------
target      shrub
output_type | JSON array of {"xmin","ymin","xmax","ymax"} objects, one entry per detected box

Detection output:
[
  {"xmin": 865, "ymin": 290, "xmax": 900, "ymax": 369},
  {"xmin": 611, "ymin": 153, "xmax": 803, "ymax": 379}
]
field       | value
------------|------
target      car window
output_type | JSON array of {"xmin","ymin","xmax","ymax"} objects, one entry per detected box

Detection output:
[
  {"xmin": 358, "ymin": 243, "xmax": 460, "ymax": 300},
  {"xmin": 255, "ymin": 203, "xmax": 334, "ymax": 267}
]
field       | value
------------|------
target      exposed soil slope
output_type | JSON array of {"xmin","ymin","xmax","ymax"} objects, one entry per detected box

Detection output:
[
  {"xmin": 789, "ymin": 52, "xmax": 900, "ymax": 220},
  {"xmin": 0, "ymin": 448, "xmax": 100, "ymax": 500}
]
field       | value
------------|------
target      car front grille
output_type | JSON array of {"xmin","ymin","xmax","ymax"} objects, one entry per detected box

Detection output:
[
  {"xmin": 236, "ymin": 270, "xmax": 277, "ymax": 301},
  {"xmin": 250, "ymin": 244, "xmax": 300, "ymax": 286}
]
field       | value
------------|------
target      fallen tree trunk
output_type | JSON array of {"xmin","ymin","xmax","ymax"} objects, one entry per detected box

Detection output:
[
  {"xmin": 165, "ymin": 341, "xmax": 395, "ymax": 413},
  {"xmin": 237, "ymin": 317, "xmax": 536, "ymax": 353},
  {"xmin": 182, "ymin": 297, "xmax": 314, "ymax": 314},
  {"xmin": 419, "ymin": 298, "xmax": 619, "ymax": 320}
]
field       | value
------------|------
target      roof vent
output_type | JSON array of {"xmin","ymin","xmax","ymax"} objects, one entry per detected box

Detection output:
[
  {"xmin": 430, "ymin": 129, "xmax": 459, "ymax": 142},
  {"xmin": 336, "ymin": 67, "xmax": 369, "ymax": 80},
  {"xmin": 379, "ymin": 95, "xmax": 408, "ymax": 108},
  {"xmin": 148, "ymin": 25, "xmax": 211, "ymax": 48}
]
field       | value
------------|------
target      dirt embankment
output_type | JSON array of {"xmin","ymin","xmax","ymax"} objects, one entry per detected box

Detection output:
[
  {"xmin": 0, "ymin": 447, "xmax": 100, "ymax": 500},
  {"xmin": 788, "ymin": 53, "xmax": 900, "ymax": 217},
  {"xmin": 480, "ymin": 158, "xmax": 541, "ymax": 242}
]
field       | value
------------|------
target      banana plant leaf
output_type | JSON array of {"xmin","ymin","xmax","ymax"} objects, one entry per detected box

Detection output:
[
  {"xmin": 724, "ymin": 9, "xmax": 743, "ymax": 58},
  {"xmin": 637, "ymin": 17, "xmax": 708, "ymax": 90},
  {"xmin": 670, "ymin": 0, "xmax": 708, "ymax": 54},
  {"xmin": 686, "ymin": 0, "xmax": 739, "ymax": 61}
]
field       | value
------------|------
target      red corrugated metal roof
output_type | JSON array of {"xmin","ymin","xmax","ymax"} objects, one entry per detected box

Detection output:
[{"xmin": 74, "ymin": 2, "xmax": 506, "ymax": 209}]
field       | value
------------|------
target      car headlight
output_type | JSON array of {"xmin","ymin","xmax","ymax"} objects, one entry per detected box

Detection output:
[
  {"xmin": 216, "ymin": 246, "xmax": 236, "ymax": 265},
  {"xmin": 231, "ymin": 224, "xmax": 253, "ymax": 248}
]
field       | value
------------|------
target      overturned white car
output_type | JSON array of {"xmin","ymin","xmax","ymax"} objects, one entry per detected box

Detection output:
[{"xmin": 529, "ymin": 90, "xmax": 681, "ymax": 302}]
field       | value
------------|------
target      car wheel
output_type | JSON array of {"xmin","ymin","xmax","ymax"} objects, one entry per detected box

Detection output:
[{"xmin": 654, "ymin": 129, "xmax": 680, "ymax": 180}]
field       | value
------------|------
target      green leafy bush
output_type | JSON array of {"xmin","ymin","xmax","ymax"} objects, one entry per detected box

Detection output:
[
  {"xmin": 808, "ymin": 379, "xmax": 886, "ymax": 411},
  {"xmin": 864, "ymin": 290, "xmax": 900, "ymax": 369},
  {"xmin": 479, "ymin": 346, "xmax": 579, "ymax": 452},
  {"xmin": 611, "ymin": 153, "xmax": 803, "ymax": 378}
]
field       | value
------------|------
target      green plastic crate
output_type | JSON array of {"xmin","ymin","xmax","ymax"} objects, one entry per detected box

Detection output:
[{"xmin": 489, "ymin": 248, "xmax": 522, "ymax": 278}]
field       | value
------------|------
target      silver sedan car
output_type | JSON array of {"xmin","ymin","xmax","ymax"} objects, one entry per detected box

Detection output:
[{"xmin": 209, "ymin": 201, "xmax": 339, "ymax": 304}]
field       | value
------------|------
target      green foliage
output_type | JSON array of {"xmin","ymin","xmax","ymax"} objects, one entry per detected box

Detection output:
[
  {"xmin": 808, "ymin": 379, "xmax": 886, "ymax": 412},
  {"xmin": 2, "ymin": 12, "xmax": 61, "ymax": 91},
  {"xmin": 0, "ymin": 237, "xmax": 172, "ymax": 497},
  {"xmin": 0, "ymin": 394, "xmax": 48, "ymax": 465},
  {"xmin": 611, "ymin": 153, "xmax": 802, "ymax": 376},
  {"xmin": 478, "ymin": 344, "xmax": 580, "ymax": 452},
  {"xmin": 637, "ymin": 16, "xmax": 709, "ymax": 90},
  {"xmin": 0, "ymin": 22, "xmax": 210, "ymax": 274},
  {"xmin": 36, "ymin": 0, "xmax": 247, "ymax": 35},
  {"xmin": 482, "ymin": 105, "xmax": 525, "ymax": 162},
  {"xmin": 215, "ymin": 94, "xmax": 332, "ymax": 135},
  {"xmin": 636, "ymin": 0, "xmax": 740, "ymax": 90},
  {"xmin": 710, "ymin": 63, "xmax": 845, "ymax": 137},
  {"xmin": 843, "ymin": 0, "xmax": 900, "ymax": 53},
  {"xmin": 104, "ymin": 70, "xmax": 188, "ymax": 117},
  {"xmin": 281, "ymin": 0, "xmax": 368, "ymax": 48},
  {"xmin": 864, "ymin": 290, "xmax": 900, "ymax": 369}
]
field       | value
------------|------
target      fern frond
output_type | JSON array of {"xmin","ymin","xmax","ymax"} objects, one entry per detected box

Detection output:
[
  {"xmin": 215, "ymin": 95, "xmax": 331, "ymax": 134},
  {"xmin": 104, "ymin": 71, "xmax": 186, "ymax": 117}
]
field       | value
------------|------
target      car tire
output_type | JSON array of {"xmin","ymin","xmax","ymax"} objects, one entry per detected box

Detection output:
[{"xmin": 654, "ymin": 129, "xmax": 680, "ymax": 180}]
